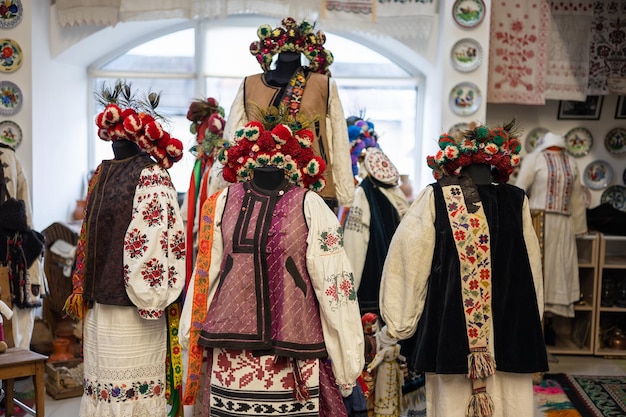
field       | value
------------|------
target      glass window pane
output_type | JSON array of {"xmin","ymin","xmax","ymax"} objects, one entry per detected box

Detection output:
[
  {"xmin": 203, "ymin": 27, "xmax": 263, "ymax": 77},
  {"xmin": 101, "ymin": 28, "xmax": 195, "ymax": 73}
]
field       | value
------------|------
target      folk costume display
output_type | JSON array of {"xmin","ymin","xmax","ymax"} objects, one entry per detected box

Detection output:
[
  {"xmin": 379, "ymin": 122, "xmax": 548, "ymax": 417},
  {"xmin": 181, "ymin": 97, "xmax": 228, "ymax": 292},
  {"xmin": 223, "ymin": 17, "xmax": 355, "ymax": 210},
  {"xmin": 0, "ymin": 143, "xmax": 45, "ymax": 350},
  {"xmin": 64, "ymin": 82, "xmax": 186, "ymax": 417},
  {"xmin": 515, "ymin": 132, "xmax": 587, "ymax": 318},
  {"xmin": 343, "ymin": 147, "xmax": 409, "ymax": 315},
  {"xmin": 180, "ymin": 119, "xmax": 364, "ymax": 417}
]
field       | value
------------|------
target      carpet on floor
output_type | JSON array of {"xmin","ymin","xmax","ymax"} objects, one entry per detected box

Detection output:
[{"xmin": 534, "ymin": 373, "xmax": 626, "ymax": 417}]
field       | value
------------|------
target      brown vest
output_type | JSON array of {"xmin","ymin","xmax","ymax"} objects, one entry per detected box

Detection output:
[
  {"xmin": 83, "ymin": 153, "xmax": 155, "ymax": 307},
  {"xmin": 244, "ymin": 72, "xmax": 338, "ymax": 202}
]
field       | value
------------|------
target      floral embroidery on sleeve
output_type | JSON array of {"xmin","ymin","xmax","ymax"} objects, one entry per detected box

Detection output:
[
  {"xmin": 142, "ymin": 258, "xmax": 166, "ymax": 287},
  {"xmin": 125, "ymin": 228, "xmax": 149, "ymax": 258},
  {"xmin": 324, "ymin": 270, "xmax": 357, "ymax": 311},
  {"xmin": 343, "ymin": 206, "xmax": 363, "ymax": 233},
  {"xmin": 318, "ymin": 226, "xmax": 344, "ymax": 253}
]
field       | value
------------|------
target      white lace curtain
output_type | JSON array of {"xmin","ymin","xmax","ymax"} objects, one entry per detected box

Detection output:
[{"xmin": 54, "ymin": 0, "xmax": 438, "ymax": 40}]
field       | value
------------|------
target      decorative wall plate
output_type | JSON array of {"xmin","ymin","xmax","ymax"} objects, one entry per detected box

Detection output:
[
  {"xmin": 583, "ymin": 160, "xmax": 613, "ymax": 190},
  {"xmin": 0, "ymin": 38, "xmax": 22, "ymax": 72},
  {"xmin": 0, "ymin": 0, "xmax": 23, "ymax": 29},
  {"xmin": 601, "ymin": 185, "xmax": 626, "ymax": 212},
  {"xmin": 525, "ymin": 127, "xmax": 548, "ymax": 153},
  {"xmin": 448, "ymin": 122, "xmax": 470, "ymax": 136},
  {"xmin": 452, "ymin": 0, "xmax": 486, "ymax": 28},
  {"xmin": 604, "ymin": 127, "xmax": 626, "ymax": 155},
  {"xmin": 0, "ymin": 119, "xmax": 21, "ymax": 149},
  {"xmin": 0, "ymin": 80, "xmax": 22, "ymax": 115},
  {"xmin": 564, "ymin": 127, "xmax": 593, "ymax": 157},
  {"xmin": 451, "ymin": 38, "xmax": 483, "ymax": 73},
  {"xmin": 449, "ymin": 82, "xmax": 481, "ymax": 116}
]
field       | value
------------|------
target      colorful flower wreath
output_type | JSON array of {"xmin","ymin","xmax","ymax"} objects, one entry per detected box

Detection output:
[
  {"xmin": 347, "ymin": 115, "xmax": 380, "ymax": 176},
  {"xmin": 186, "ymin": 97, "xmax": 227, "ymax": 159},
  {"xmin": 426, "ymin": 120, "xmax": 522, "ymax": 183},
  {"xmin": 95, "ymin": 81, "xmax": 184, "ymax": 169},
  {"xmin": 217, "ymin": 120, "xmax": 326, "ymax": 192},
  {"xmin": 249, "ymin": 17, "xmax": 334, "ymax": 76}
]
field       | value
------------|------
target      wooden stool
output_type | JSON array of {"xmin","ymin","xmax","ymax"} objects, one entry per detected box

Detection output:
[{"xmin": 0, "ymin": 347, "xmax": 48, "ymax": 417}]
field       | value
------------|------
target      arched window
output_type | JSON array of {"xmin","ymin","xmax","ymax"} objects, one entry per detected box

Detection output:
[{"xmin": 90, "ymin": 22, "xmax": 422, "ymax": 193}]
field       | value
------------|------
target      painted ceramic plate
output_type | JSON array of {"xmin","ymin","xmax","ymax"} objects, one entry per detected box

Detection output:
[
  {"xmin": 452, "ymin": 0, "xmax": 486, "ymax": 28},
  {"xmin": 0, "ymin": 119, "xmax": 21, "ymax": 149},
  {"xmin": 0, "ymin": 0, "xmax": 23, "ymax": 29},
  {"xmin": 583, "ymin": 160, "xmax": 613, "ymax": 190},
  {"xmin": 565, "ymin": 127, "xmax": 593, "ymax": 157},
  {"xmin": 601, "ymin": 185, "xmax": 626, "ymax": 212},
  {"xmin": 0, "ymin": 38, "xmax": 22, "ymax": 72},
  {"xmin": 604, "ymin": 127, "xmax": 626, "ymax": 155},
  {"xmin": 449, "ymin": 82, "xmax": 481, "ymax": 116},
  {"xmin": 0, "ymin": 80, "xmax": 22, "ymax": 116},
  {"xmin": 525, "ymin": 127, "xmax": 548, "ymax": 153},
  {"xmin": 448, "ymin": 122, "xmax": 470, "ymax": 136},
  {"xmin": 451, "ymin": 38, "xmax": 483, "ymax": 73}
]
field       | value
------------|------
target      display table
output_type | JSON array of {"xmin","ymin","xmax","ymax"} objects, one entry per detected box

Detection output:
[{"xmin": 0, "ymin": 347, "xmax": 48, "ymax": 417}]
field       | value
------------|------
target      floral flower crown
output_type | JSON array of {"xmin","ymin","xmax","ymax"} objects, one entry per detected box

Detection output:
[
  {"xmin": 347, "ymin": 115, "xmax": 380, "ymax": 176},
  {"xmin": 426, "ymin": 120, "xmax": 522, "ymax": 183},
  {"xmin": 217, "ymin": 120, "xmax": 326, "ymax": 192},
  {"xmin": 95, "ymin": 81, "xmax": 184, "ymax": 169},
  {"xmin": 249, "ymin": 17, "xmax": 334, "ymax": 76},
  {"xmin": 186, "ymin": 97, "xmax": 227, "ymax": 159}
]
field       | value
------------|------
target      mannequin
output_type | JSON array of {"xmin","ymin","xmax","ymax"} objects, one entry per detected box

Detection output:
[
  {"xmin": 463, "ymin": 163, "xmax": 493, "ymax": 185},
  {"xmin": 264, "ymin": 51, "xmax": 302, "ymax": 86},
  {"xmin": 252, "ymin": 166, "xmax": 285, "ymax": 190},
  {"xmin": 112, "ymin": 139, "xmax": 141, "ymax": 160}
]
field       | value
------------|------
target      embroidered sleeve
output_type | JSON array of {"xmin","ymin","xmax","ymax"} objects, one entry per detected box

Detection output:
[
  {"xmin": 305, "ymin": 192, "xmax": 364, "ymax": 389},
  {"xmin": 222, "ymin": 80, "xmax": 246, "ymax": 143},
  {"xmin": 124, "ymin": 165, "xmax": 186, "ymax": 320},
  {"xmin": 522, "ymin": 195, "xmax": 545, "ymax": 317},
  {"xmin": 327, "ymin": 78, "xmax": 355, "ymax": 207},
  {"xmin": 379, "ymin": 185, "xmax": 436, "ymax": 340},
  {"xmin": 342, "ymin": 186, "xmax": 370, "ymax": 289}
]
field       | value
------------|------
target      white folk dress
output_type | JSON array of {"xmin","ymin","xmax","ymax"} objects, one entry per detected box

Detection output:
[
  {"xmin": 180, "ymin": 187, "xmax": 364, "ymax": 416},
  {"xmin": 515, "ymin": 149, "xmax": 587, "ymax": 317},
  {"xmin": 379, "ymin": 186, "xmax": 544, "ymax": 417},
  {"xmin": 80, "ymin": 164, "xmax": 186, "ymax": 417}
]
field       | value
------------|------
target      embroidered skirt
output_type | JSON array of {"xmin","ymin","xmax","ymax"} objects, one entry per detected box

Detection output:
[
  {"xmin": 80, "ymin": 303, "xmax": 168, "ymax": 417},
  {"xmin": 201, "ymin": 348, "xmax": 347, "ymax": 417}
]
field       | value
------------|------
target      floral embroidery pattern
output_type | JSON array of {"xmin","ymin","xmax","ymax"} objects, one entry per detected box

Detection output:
[
  {"xmin": 324, "ymin": 271, "xmax": 357, "ymax": 311},
  {"xmin": 125, "ymin": 228, "xmax": 148, "ymax": 259},
  {"xmin": 441, "ymin": 185, "xmax": 492, "ymax": 349},
  {"xmin": 488, "ymin": 0, "xmax": 549, "ymax": 104},
  {"xmin": 141, "ymin": 258, "xmax": 166, "ymax": 287},
  {"xmin": 588, "ymin": 1, "xmax": 626, "ymax": 94},
  {"xmin": 138, "ymin": 308, "xmax": 164, "ymax": 319},
  {"xmin": 170, "ymin": 230, "xmax": 185, "ymax": 260},
  {"xmin": 318, "ymin": 227, "xmax": 344, "ymax": 253},
  {"xmin": 142, "ymin": 193, "xmax": 164, "ymax": 227},
  {"xmin": 84, "ymin": 377, "xmax": 165, "ymax": 402}
]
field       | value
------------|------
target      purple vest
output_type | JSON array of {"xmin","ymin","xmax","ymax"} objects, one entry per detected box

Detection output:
[{"xmin": 199, "ymin": 181, "xmax": 327, "ymax": 359}]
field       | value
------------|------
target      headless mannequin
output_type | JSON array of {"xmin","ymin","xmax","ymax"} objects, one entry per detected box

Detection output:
[
  {"xmin": 112, "ymin": 140, "xmax": 141, "ymax": 160},
  {"xmin": 264, "ymin": 51, "xmax": 302, "ymax": 86},
  {"xmin": 463, "ymin": 164, "xmax": 493, "ymax": 185},
  {"xmin": 252, "ymin": 166, "xmax": 285, "ymax": 191}
]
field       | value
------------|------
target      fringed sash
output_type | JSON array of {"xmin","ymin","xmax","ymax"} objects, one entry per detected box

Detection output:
[
  {"xmin": 183, "ymin": 191, "xmax": 219, "ymax": 405},
  {"xmin": 441, "ymin": 183, "xmax": 496, "ymax": 417}
]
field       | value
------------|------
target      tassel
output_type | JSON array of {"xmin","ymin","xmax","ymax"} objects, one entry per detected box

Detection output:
[
  {"xmin": 466, "ymin": 349, "xmax": 495, "ymax": 379},
  {"xmin": 63, "ymin": 292, "xmax": 85, "ymax": 320},
  {"xmin": 292, "ymin": 358, "xmax": 310, "ymax": 402},
  {"xmin": 466, "ymin": 389, "xmax": 495, "ymax": 417}
]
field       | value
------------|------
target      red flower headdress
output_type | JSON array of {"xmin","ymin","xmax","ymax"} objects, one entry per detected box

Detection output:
[
  {"xmin": 218, "ymin": 120, "xmax": 326, "ymax": 192},
  {"xmin": 94, "ymin": 80, "xmax": 184, "ymax": 169},
  {"xmin": 249, "ymin": 17, "xmax": 334, "ymax": 76},
  {"xmin": 426, "ymin": 120, "xmax": 522, "ymax": 183}
]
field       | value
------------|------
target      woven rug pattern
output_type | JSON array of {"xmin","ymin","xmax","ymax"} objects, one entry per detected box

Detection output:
[{"xmin": 534, "ymin": 373, "xmax": 626, "ymax": 417}]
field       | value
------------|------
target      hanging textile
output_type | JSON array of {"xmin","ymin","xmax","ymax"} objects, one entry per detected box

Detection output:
[
  {"xmin": 487, "ymin": 0, "xmax": 550, "ymax": 104},
  {"xmin": 588, "ymin": 1, "xmax": 626, "ymax": 95},
  {"xmin": 544, "ymin": 1, "xmax": 593, "ymax": 101}
]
